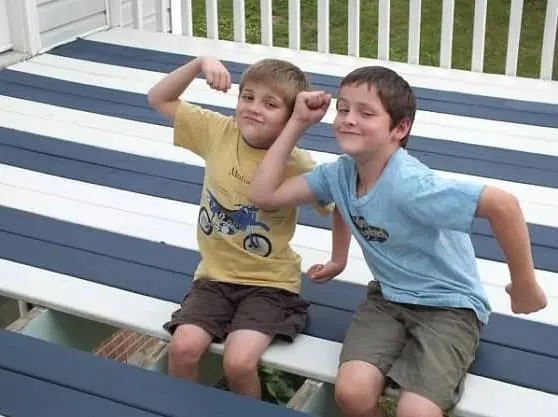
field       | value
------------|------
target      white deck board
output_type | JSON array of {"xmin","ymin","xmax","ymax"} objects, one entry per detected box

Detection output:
[
  {"xmin": 86, "ymin": 27, "xmax": 558, "ymax": 105},
  {"xmin": 1, "ymin": 257, "xmax": 557, "ymax": 417},
  {"xmin": 9, "ymin": 54, "xmax": 558, "ymax": 156}
]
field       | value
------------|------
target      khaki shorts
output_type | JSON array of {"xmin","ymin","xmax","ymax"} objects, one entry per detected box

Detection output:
[
  {"xmin": 163, "ymin": 279, "xmax": 309, "ymax": 343},
  {"xmin": 339, "ymin": 281, "xmax": 482, "ymax": 412}
]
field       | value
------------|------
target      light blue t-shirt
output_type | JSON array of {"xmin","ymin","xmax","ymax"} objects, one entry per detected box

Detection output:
[{"xmin": 304, "ymin": 148, "xmax": 492, "ymax": 323}]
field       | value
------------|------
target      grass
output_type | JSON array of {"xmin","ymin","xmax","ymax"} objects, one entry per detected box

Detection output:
[{"xmin": 190, "ymin": 0, "xmax": 557, "ymax": 80}]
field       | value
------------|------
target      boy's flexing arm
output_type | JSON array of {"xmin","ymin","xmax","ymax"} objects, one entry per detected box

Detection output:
[
  {"xmin": 249, "ymin": 90, "xmax": 332, "ymax": 210},
  {"xmin": 250, "ymin": 90, "xmax": 351, "ymax": 282},
  {"xmin": 476, "ymin": 187, "xmax": 547, "ymax": 314},
  {"xmin": 147, "ymin": 56, "xmax": 231, "ymax": 121}
]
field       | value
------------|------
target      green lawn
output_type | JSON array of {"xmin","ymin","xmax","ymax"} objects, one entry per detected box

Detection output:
[{"xmin": 191, "ymin": 0, "xmax": 557, "ymax": 80}]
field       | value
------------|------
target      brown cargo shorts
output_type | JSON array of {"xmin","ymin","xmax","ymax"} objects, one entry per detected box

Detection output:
[
  {"xmin": 163, "ymin": 279, "xmax": 309, "ymax": 343},
  {"xmin": 339, "ymin": 281, "xmax": 482, "ymax": 412}
]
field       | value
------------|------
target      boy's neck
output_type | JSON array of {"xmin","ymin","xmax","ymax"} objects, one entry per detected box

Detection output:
[
  {"xmin": 354, "ymin": 147, "xmax": 399, "ymax": 197},
  {"xmin": 242, "ymin": 135, "xmax": 272, "ymax": 150}
]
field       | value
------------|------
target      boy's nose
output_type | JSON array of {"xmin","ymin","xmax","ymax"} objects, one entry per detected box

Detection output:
[{"xmin": 343, "ymin": 113, "xmax": 357, "ymax": 126}]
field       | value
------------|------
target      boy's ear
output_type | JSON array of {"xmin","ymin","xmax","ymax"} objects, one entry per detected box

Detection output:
[{"xmin": 393, "ymin": 117, "xmax": 412, "ymax": 140}]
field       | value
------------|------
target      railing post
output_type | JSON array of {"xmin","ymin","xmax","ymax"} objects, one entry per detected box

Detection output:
[
  {"xmin": 107, "ymin": 0, "xmax": 124, "ymax": 27},
  {"xmin": 6, "ymin": 0, "xmax": 41, "ymax": 55},
  {"xmin": 155, "ymin": 0, "xmax": 169, "ymax": 33}
]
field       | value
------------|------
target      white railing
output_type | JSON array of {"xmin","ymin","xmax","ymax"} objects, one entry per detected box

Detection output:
[{"xmin": 107, "ymin": 0, "xmax": 557, "ymax": 80}]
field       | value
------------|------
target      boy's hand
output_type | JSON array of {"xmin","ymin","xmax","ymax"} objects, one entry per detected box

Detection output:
[
  {"xmin": 505, "ymin": 280, "xmax": 547, "ymax": 314},
  {"xmin": 307, "ymin": 260, "xmax": 345, "ymax": 283},
  {"xmin": 292, "ymin": 91, "xmax": 331, "ymax": 128},
  {"xmin": 200, "ymin": 57, "xmax": 231, "ymax": 92}
]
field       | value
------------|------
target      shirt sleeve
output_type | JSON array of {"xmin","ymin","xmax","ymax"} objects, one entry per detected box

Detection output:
[
  {"xmin": 397, "ymin": 173, "xmax": 485, "ymax": 233},
  {"xmin": 290, "ymin": 149, "xmax": 334, "ymax": 216},
  {"xmin": 302, "ymin": 160, "xmax": 337, "ymax": 210},
  {"xmin": 173, "ymin": 101, "xmax": 231, "ymax": 158}
]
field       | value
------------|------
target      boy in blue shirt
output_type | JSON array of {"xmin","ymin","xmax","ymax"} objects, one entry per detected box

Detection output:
[{"xmin": 249, "ymin": 66, "xmax": 547, "ymax": 417}]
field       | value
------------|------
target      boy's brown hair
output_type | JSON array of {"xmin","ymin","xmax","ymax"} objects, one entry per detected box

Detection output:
[
  {"xmin": 239, "ymin": 59, "xmax": 310, "ymax": 114},
  {"xmin": 340, "ymin": 66, "xmax": 416, "ymax": 148}
]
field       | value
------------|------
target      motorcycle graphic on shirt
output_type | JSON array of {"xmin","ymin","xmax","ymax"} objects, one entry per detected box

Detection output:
[{"xmin": 198, "ymin": 190, "xmax": 272, "ymax": 257}]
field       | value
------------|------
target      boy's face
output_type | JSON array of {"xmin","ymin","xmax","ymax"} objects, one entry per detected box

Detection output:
[
  {"xmin": 235, "ymin": 82, "xmax": 290, "ymax": 149},
  {"xmin": 333, "ymin": 83, "xmax": 408, "ymax": 158}
]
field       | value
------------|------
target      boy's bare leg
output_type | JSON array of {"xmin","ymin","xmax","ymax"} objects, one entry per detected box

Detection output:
[
  {"xmin": 168, "ymin": 324, "xmax": 213, "ymax": 381},
  {"xmin": 222, "ymin": 329, "xmax": 273, "ymax": 399},
  {"xmin": 335, "ymin": 360, "xmax": 387, "ymax": 417},
  {"xmin": 396, "ymin": 392, "xmax": 443, "ymax": 417}
]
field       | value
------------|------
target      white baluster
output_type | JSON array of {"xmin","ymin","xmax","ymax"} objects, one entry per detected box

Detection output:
[
  {"xmin": 233, "ymin": 0, "xmax": 246, "ymax": 43},
  {"xmin": 288, "ymin": 0, "xmax": 301, "ymax": 50},
  {"xmin": 378, "ymin": 0, "xmax": 390, "ymax": 61},
  {"xmin": 504, "ymin": 0, "xmax": 524, "ymax": 76},
  {"xmin": 471, "ymin": 0, "xmax": 488, "ymax": 72},
  {"xmin": 440, "ymin": 0, "xmax": 455, "ymax": 68},
  {"xmin": 205, "ymin": 0, "xmax": 218, "ymax": 39},
  {"xmin": 347, "ymin": 0, "xmax": 360, "ymax": 57},
  {"xmin": 260, "ymin": 0, "xmax": 273, "ymax": 45},
  {"xmin": 317, "ymin": 0, "xmax": 329, "ymax": 53},
  {"xmin": 408, "ymin": 0, "xmax": 421, "ymax": 65},
  {"xmin": 132, "ymin": 0, "xmax": 143, "ymax": 30},
  {"xmin": 155, "ymin": 0, "xmax": 169, "ymax": 33}
]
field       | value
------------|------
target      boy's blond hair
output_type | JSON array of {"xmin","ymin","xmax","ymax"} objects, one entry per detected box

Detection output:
[{"xmin": 239, "ymin": 59, "xmax": 310, "ymax": 114}]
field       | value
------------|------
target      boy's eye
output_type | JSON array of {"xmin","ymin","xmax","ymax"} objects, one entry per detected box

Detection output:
[
  {"xmin": 265, "ymin": 102, "xmax": 277, "ymax": 108},
  {"xmin": 241, "ymin": 95, "xmax": 254, "ymax": 101},
  {"xmin": 361, "ymin": 112, "xmax": 374, "ymax": 117},
  {"xmin": 337, "ymin": 108, "xmax": 349, "ymax": 113}
]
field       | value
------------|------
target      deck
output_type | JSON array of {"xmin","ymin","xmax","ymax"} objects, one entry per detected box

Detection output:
[{"xmin": 1, "ymin": 24, "xmax": 558, "ymax": 415}]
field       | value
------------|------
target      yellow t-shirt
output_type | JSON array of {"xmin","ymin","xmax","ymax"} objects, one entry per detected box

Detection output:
[{"xmin": 174, "ymin": 102, "xmax": 331, "ymax": 294}]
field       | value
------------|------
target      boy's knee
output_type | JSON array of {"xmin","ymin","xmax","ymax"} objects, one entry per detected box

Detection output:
[
  {"xmin": 396, "ymin": 392, "xmax": 443, "ymax": 417},
  {"xmin": 168, "ymin": 325, "xmax": 211, "ymax": 366},
  {"xmin": 335, "ymin": 361, "xmax": 384, "ymax": 415},
  {"xmin": 222, "ymin": 350, "xmax": 259, "ymax": 381}
]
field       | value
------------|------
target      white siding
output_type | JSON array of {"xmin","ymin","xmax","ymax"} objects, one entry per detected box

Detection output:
[
  {"xmin": 37, "ymin": 0, "xmax": 107, "ymax": 49},
  {"xmin": 0, "ymin": 0, "xmax": 12, "ymax": 52}
]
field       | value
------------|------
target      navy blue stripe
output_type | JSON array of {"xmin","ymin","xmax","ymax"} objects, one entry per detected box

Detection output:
[
  {"xmin": 1, "ymin": 209, "xmax": 557, "ymax": 395},
  {"xmin": 0, "ymin": 330, "xmax": 306, "ymax": 417},
  {"xmin": 2, "ymin": 127, "xmax": 557, "ymax": 272},
  {"xmin": 48, "ymin": 39, "xmax": 558, "ymax": 128},
  {"xmin": 1, "ymin": 70, "xmax": 557, "ymax": 190},
  {"xmin": 0, "ymin": 369, "xmax": 162, "ymax": 417}
]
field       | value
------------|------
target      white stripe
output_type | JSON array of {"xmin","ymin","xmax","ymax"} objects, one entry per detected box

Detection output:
[
  {"xmin": 2, "ymin": 165, "xmax": 556, "ymax": 325},
  {"xmin": 8, "ymin": 53, "xmax": 558, "ymax": 156}
]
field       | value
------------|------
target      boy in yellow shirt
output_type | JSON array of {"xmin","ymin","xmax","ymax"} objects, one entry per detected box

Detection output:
[{"xmin": 148, "ymin": 56, "xmax": 351, "ymax": 399}]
